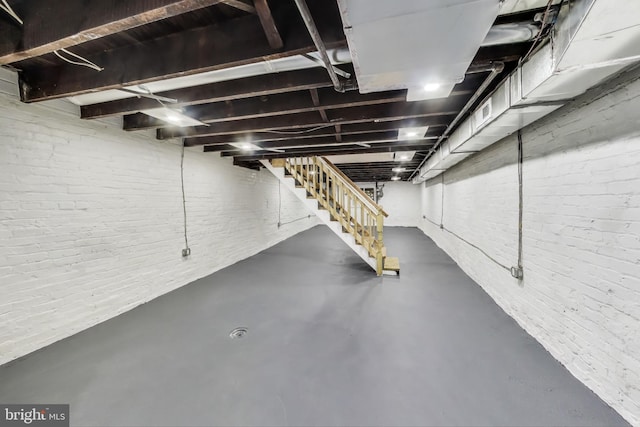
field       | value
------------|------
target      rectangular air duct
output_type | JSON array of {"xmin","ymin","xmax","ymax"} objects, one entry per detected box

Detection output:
[
  {"xmin": 336, "ymin": 0, "xmax": 500, "ymax": 101},
  {"xmin": 414, "ymin": 0, "xmax": 640, "ymax": 183}
]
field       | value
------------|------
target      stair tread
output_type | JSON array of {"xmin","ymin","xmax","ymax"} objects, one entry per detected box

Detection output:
[
  {"xmin": 383, "ymin": 256, "xmax": 400, "ymax": 272},
  {"xmin": 265, "ymin": 157, "xmax": 391, "ymax": 276}
]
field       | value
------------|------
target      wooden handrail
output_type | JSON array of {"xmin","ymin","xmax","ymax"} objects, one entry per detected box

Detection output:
[
  {"xmin": 319, "ymin": 156, "xmax": 389, "ymax": 217},
  {"xmin": 280, "ymin": 156, "xmax": 388, "ymax": 275}
]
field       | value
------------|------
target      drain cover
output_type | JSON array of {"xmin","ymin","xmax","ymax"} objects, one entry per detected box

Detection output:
[{"xmin": 229, "ymin": 327, "xmax": 248, "ymax": 339}]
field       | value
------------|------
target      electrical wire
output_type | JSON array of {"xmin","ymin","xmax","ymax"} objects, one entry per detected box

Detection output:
[
  {"xmin": 53, "ymin": 48, "xmax": 104, "ymax": 71},
  {"xmin": 440, "ymin": 172, "xmax": 445, "ymax": 226},
  {"xmin": 521, "ymin": 0, "xmax": 557, "ymax": 63},
  {"xmin": 423, "ymin": 212, "xmax": 510, "ymax": 271},
  {"xmin": 517, "ymin": 130, "xmax": 524, "ymax": 272},
  {"xmin": 445, "ymin": 226, "xmax": 512, "ymax": 273},
  {"xmin": 0, "ymin": 0, "xmax": 22, "ymax": 24},
  {"xmin": 263, "ymin": 124, "xmax": 335, "ymax": 135},
  {"xmin": 180, "ymin": 143, "xmax": 190, "ymax": 251},
  {"xmin": 279, "ymin": 216, "xmax": 312, "ymax": 226},
  {"xmin": 277, "ymin": 180, "xmax": 311, "ymax": 227},
  {"xmin": 0, "ymin": 1, "xmax": 103, "ymax": 76}
]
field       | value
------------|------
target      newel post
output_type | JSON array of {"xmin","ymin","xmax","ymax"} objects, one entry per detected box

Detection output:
[{"xmin": 375, "ymin": 211, "xmax": 384, "ymax": 276}]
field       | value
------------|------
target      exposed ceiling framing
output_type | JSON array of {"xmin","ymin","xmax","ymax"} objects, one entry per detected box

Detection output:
[{"xmin": 0, "ymin": 0, "xmax": 544, "ymax": 182}]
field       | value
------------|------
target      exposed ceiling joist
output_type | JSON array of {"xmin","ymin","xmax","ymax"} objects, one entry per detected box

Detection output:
[
  {"xmin": 80, "ymin": 68, "xmax": 336, "ymax": 119},
  {"xmin": 203, "ymin": 131, "xmax": 437, "ymax": 151},
  {"xmin": 227, "ymin": 142, "xmax": 436, "ymax": 160},
  {"xmin": 1, "ymin": 0, "xmax": 542, "ymax": 182},
  {"xmin": 183, "ymin": 118, "xmax": 444, "ymax": 146},
  {"xmin": 157, "ymin": 104, "xmax": 459, "ymax": 139},
  {"xmin": 309, "ymin": 88, "xmax": 330, "ymax": 123},
  {"xmin": 253, "ymin": 0, "xmax": 283, "ymax": 49},
  {"xmin": 0, "ymin": 0, "xmax": 231, "ymax": 65},
  {"xmin": 18, "ymin": 0, "xmax": 346, "ymax": 102},
  {"xmin": 338, "ymin": 160, "xmax": 424, "ymax": 180},
  {"xmin": 220, "ymin": 0, "xmax": 256, "ymax": 14},
  {"xmin": 124, "ymin": 87, "xmax": 409, "ymax": 130}
]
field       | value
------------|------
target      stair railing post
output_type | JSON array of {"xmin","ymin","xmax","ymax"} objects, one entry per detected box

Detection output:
[
  {"xmin": 311, "ymin": 157, "xmax": 315, "ymax": 196},
  {"xmin": 376, "ymin": 210, "xmax": 384, "ymax": 276},
  {"xmin": 302, "ymin": 157, "xmax": 307, "ymax": 189},
  {"xmin": 376, "ymin": 211, "xmax": 384, "ymax": 248},
  {"xmin": 360, "ymin": 202, "xmax": 364, "ymax": 245},
  {"xmin": 306, "ymin": 157, "xmax": 311, "ymax": 193},
  {"xmin": 347, "ymin": 189, "xmax": 351, "ymax": 230}
]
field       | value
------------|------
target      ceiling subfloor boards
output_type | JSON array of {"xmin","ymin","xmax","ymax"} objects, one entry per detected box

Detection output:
[
  {"xmin": 0, "ymin": 0, "xmax": 234, "ymax": 65},
  {"xmin": 17, "ymin": 0, "xmax": 346, "ymax": 102},
  {"xmin": 3, "ymin": 0, "xmax": 538, "ymax": 181}
]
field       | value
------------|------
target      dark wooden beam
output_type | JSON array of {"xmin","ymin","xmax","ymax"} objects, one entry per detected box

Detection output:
[
  {"xmin": 204, "ymin": 131, "xmax": 438, "ymax": 151},
  {"xmin": 319, "ymin": 156, "xmax": 427, "ymax": 182},
  {"xmin": 19, "ymin": 0, "xmax": 346, "ymax": 102},
  {"xmin": 218, "ymin": 136, "xmax": 434, "ymax": 154},
  {"xmin": 226, "ymin": 142, "xmax": 436, "ymax": 160},
  {"xmin": 0, "ymin": 0, "xmax": 228, "ymax": 65},
  {"xmin": 221, "ymin": 0, "xmax": 256, "ymax": 14},
  {"xmin": 83, "ymin": 62, "xmax": 483, "ymax": 120},
  {"xmin": 253, "ymin": 0, "xmax": 283, "ymax": 49},
  {"xmin": 472, "ymin": 43, "xmax": 530, "ymax": 64},
  {"xmin": 81, "ymin": 68, "xmax": 336, "ymax": 119},
  {"xmin": 124, "ymin": 87, "xmax": 409, "ymax": 130},
  {"xmin": 158, "ymin": 103, "xmax": 459, "ymax": 139},
  {"xmin": 339, "ymin": 163, "xmax": 423, "ymax": 173},
  {"xmin": 183, "ymin": 118, "xmax": 444, "ymax": 146},
  {"xmin": 309, "ymin": 88, "xmax": 330, "ymax": 123},
  {"xmin": 233, "ymin": 160, "xmax": 262, "ymax": 171}
]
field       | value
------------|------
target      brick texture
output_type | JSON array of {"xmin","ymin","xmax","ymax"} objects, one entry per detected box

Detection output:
[
  {"xmin": 0, "ymin": 70, "xmax": 316, "ymax": 365},
  {"xmin": 419, "ymin": 65, "xmax": 640, "ymax": 425}
]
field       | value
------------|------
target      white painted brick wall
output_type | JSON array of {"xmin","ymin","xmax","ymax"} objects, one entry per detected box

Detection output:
[
  {"xmin": 356, "ymin": 181, "xmax": 421, "ymax": 227},
  {"xmin": 419, "ymin": 66, "xmax": 640, "ymax": 425},
  {"xmin": 0, "ymin": 69, "xmax": 316, "ymax": 365}
]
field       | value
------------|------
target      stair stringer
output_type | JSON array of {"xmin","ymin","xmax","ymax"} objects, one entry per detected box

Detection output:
[{"xmin": 262, "ymin": 160, "xmax": 377, "ymax": 271}]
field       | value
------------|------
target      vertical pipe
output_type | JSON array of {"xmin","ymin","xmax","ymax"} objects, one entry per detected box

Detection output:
[{"xmin": 293, "ymin": 0, "xmax": 344, "ymax": 92}]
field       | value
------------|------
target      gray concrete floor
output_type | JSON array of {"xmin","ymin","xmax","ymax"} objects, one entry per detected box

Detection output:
[{"xmin": 0, "ymin": 226, "xmax": 630, "ymax": 427}]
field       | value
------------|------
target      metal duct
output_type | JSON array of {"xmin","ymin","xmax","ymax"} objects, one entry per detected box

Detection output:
[
  {"xmin": 337, "ymin": 0, "xmax": 500, "ymax": 101},
  {"xmin": 481, "ymin": 23, "xmax": 539, "ymax": 46},
  {"xmin": 294, "ymin": 0, "xmax": 347, "ymax": 92},
  {"xmin": 413, "ymin": 0, "xmax": 640, "ymax": 183},
  {"xmin": 67, "ymin": 48, "xmax": 353, "ymax": 106}
]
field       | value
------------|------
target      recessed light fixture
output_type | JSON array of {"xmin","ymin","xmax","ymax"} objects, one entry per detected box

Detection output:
[
  {"xmin": 141, "ymin": 107, "xmax": 206, "ymax": 127},
  {"xmin": 231, "ymin": 142, "xmax": 261, "ymax": 152},
  {"xmin": 391, "ymin": 176, "xmax": 401, "ymax": 181},
  {"xmin": 165, "ymin": 111, "xmax": 183, "ymax": 124},
  {"xmin": 394, "ymin": 151, "xmax": 416, "ymax": 162},
  {"xmin": 423, "ymin": 83, "xmax": 441, "ymax": 92},
  {"xmin": 392, "ymin": 167, "xmax": 406, "ymax": 173},
  {"xmin": 398, "ymin": 127, "xmax": 429, "ymax": 141}
]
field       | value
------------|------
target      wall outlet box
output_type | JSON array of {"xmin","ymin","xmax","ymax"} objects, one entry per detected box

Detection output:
[
  {"xmin": 510, "ymin": 266, "xmax": 523, "ymax": 279},
  {"xmin": 182, "ymin": 248, "xmax": 191, "ymax": 257}
]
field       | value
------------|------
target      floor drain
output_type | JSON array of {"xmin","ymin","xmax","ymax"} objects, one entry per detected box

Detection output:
[{"xmin": 229, "ymin": 327, "xmax": 248, "ymax": 339}]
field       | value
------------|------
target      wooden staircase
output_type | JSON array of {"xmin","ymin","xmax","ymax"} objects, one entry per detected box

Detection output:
[{"xmin": 262, "ymin": 156, "xmax": 399, "ymax": 276}]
